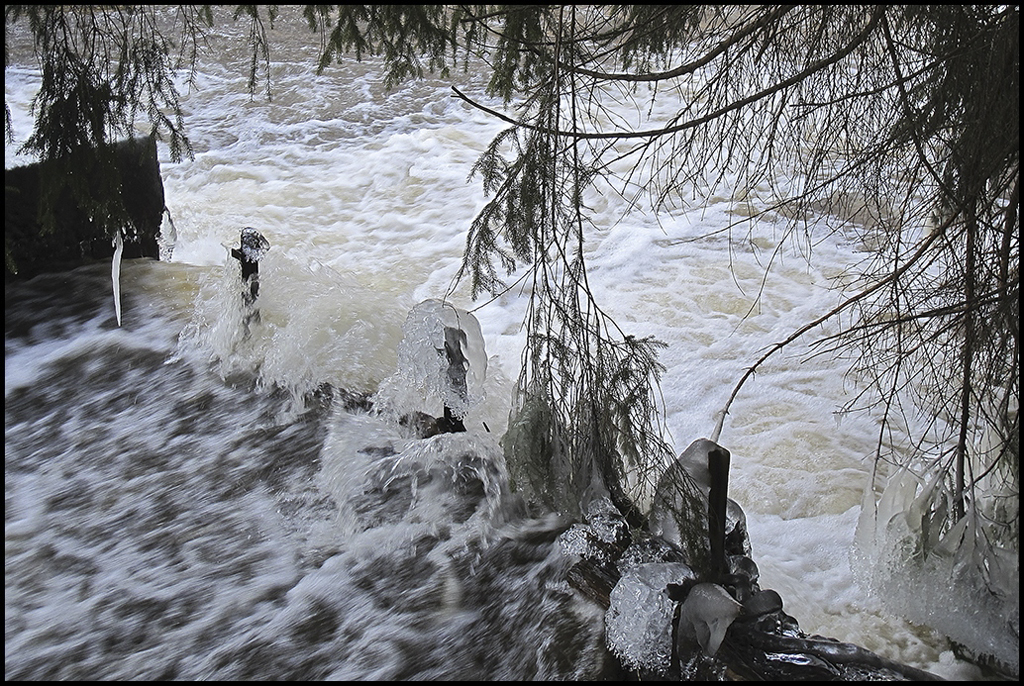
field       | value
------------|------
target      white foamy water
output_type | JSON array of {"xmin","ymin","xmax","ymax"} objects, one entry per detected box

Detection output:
[{"xmin": 5, "ymin": 10, "xmax": 992, "ymax": 680}]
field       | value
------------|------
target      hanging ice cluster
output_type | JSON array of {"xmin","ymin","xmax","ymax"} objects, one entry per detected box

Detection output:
[
  {"xmin": 374, "ymin": 299, "xmax": 487, "ymax": 423},
  {"xmin": 854, "ymin": 467, "xmax": 1020, "ymax": 678},
  {"xmin": 604, "ymin": 562, "xmax": 697, "ymax": 675}
]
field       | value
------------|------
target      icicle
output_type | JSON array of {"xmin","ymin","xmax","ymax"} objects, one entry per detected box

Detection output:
[{"xmin": 112, "ymin": 228, "xmax": 124, "ymax": 327}]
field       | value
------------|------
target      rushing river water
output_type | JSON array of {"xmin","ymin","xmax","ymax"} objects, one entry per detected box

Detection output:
[{"xmin": 5, "ymin": 9, "xmax": 993, "ymax": 680}]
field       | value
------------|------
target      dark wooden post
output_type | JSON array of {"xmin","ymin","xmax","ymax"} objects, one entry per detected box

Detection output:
[
  {"xmin": 706, "ymin": 445, "xmax": 731, "ymax": 581},
  {"xmin": 439, "ymin": 325, "xmax": 468, "ymax": 433},
  {"xmin": 230, "ymin": 227, "xmax": 269, "ymax": 307}
]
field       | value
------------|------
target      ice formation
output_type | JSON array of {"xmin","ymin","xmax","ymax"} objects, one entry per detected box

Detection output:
[
  {"xmin": 676, "ymin": 582, "xmax": 743, "ymax": 657},
  {"xmin": 112, "ymin": 228, "xmax": 123, "ymax": 326},
  {"xmin": 374, "ymin": 299, "xmax": 487, "ymax": 423},
  {"xmin": 604, "ymin": 562, "xmax": 697, "ymax": 675},
  {"xmin": 854, "ymin": 467, "xmax": 1019, "ymax": 677}
]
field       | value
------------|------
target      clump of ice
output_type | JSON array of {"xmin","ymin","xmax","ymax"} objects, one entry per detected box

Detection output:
[
  {"xmin": 583, "ymin": 497, "xmax": 631, "ymax": 546},
  {"xmin": 648, "ymin": 438, "xmax": 715, "ymax": 550},
  {"xmin": 677, "ymin": 582, "xmax": 743, "ymax": 657},
  {"xmin": 557, "ymin": 497, "xmax": 630, "ymax": 563},
  {"xmin": 854, "ymin": 468, "xmax": 1020, "ymax": 678},
  {"xmin": 558, "ymin": 524, "xmax": 608, "ymax": 563},
  {"xmin": 604, "ymin": 562, "xmax": 697, "ymax": 675},
  {"xmin": 374, "ymin": 299, "xmax": 487, "ymax": 423}
]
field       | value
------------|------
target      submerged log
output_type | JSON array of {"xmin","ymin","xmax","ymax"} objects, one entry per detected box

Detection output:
[{"xmin": 722, "ymin": 620, "xmax": 945, "ymax": 681}]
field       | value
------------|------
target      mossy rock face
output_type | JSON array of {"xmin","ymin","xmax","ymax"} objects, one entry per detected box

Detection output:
[{"xmin": 5, "ymin": 133, "xmax": 165, "ymax": 281}]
